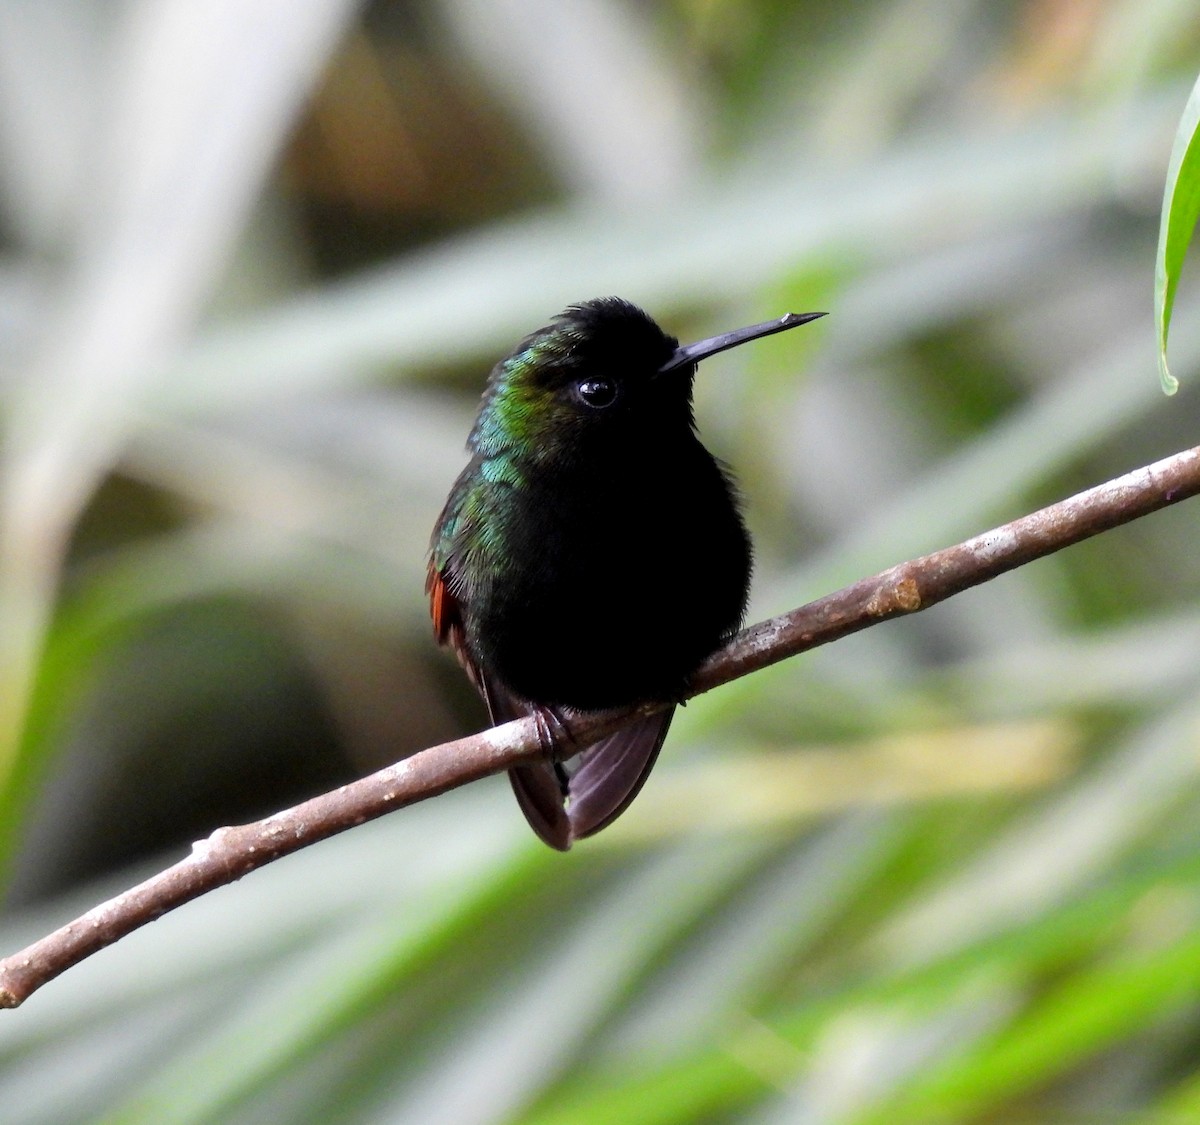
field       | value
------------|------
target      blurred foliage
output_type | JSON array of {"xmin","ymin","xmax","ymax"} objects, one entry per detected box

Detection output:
[
  {"xmin": 1156, "ymin": 67, "xmax": 1200, "ymax": 393},
  {"xmin": 2, "ymin": 0, "xmax": 1200, "ymax": 1122}
]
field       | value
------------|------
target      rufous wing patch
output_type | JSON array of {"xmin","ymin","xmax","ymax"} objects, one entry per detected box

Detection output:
[{"xmin": 426, "ymin": 560, "xmax": 457, "ymax": 645}]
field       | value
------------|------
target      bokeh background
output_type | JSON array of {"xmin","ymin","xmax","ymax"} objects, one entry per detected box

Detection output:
[{"xmin": 3, "ymin": 1, "xmax": 1200, "ymax": 1122}]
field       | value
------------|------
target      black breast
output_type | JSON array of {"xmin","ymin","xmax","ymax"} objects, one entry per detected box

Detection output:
[{"xmin": 474, "ymin": 438, "xmax": 751, "ymax": 710}]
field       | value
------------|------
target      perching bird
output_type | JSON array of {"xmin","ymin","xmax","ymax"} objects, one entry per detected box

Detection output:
[{"xmin": 428, "ymin": 297, "xmax": 824, "ymax": 849}]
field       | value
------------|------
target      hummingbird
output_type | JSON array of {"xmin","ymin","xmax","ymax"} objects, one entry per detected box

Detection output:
[{"xmin": 428, "ymin": 297, "xmax": 824, "ymax": 849}]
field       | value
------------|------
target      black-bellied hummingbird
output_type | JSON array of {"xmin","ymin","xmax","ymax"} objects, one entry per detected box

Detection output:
[{"xmin": 429, "ymin": 298, "xmax": 824, "ymax": 849}]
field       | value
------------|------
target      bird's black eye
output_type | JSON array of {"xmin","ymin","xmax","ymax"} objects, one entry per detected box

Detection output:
[{"xmin": 576, "ymin": 378, "xmax": 618, "ymax": 408}]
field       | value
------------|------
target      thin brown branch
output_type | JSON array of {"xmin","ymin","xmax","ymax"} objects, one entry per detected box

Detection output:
[{"xmin": 2, "ymin": 443, "xmax": 1199, "ymax": 1009}]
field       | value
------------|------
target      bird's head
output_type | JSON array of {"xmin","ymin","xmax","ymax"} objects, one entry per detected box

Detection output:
[{"xmin": 469, "ymin": 297, "xmax": 824, "ymax": 463}]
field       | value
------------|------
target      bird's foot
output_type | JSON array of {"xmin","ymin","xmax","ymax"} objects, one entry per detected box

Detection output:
[{"xmin": 531, "ymin": 704, "xmax": 574, "ymax": 797}]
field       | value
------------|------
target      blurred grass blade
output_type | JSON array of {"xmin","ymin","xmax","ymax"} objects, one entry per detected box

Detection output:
[
  {"xmin": 103, "ymin": 843, "xmax": 544, "ymax": 1125},
  {"xmin": 151, "ymin": 98, "xmax": 1173, "ymax": 415},
  {"xmin": 607, "ymin": 721, "xmax": 1079, "ymax": 843},
  {"xmin": 377, "ymin": 840, "xmax": 774, "ymax": 1125},
  {"xmin": 858, "ymin": 927, "xmax": 1200, "ymax": 1124},
  {"xmin": 1154, "ymin": 71, "xmax": 1200, "ymax": 393},
  {"xmin": 0, "ymin": 0, "xmax": 359, "ymax": 883}
]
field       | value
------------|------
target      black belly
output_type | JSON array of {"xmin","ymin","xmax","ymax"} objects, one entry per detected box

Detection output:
[{"xmin": 473, "ymin": 456, "xmax": 751, "ymax": 710}]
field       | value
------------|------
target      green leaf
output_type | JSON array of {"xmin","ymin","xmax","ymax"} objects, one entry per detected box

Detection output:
[{"xmin": 1154, "ymin": 73, "xmax": 1200, "ymax": 394}]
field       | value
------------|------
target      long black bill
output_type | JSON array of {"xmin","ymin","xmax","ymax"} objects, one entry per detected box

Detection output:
[{"xmin": 659, "ymin": 310, "xmax": 826, "ymax": 374}]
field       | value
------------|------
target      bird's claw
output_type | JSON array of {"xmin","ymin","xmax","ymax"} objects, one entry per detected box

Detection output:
[{"xmin": 532, "ymin": 705, "xmax": 574, "ymax": 797}]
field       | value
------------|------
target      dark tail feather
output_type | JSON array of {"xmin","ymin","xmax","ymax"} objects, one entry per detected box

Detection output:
[
  {"xmin": 479, "ymin": 674, "xmax": 573, "ymax": 852},
  {"xmin": 565, "ymin": 708, "xmax": 674, "ymax": 842},
  {"xmin": 509, "ymin": 764, "xmax": 572, "ymax": 851}
]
